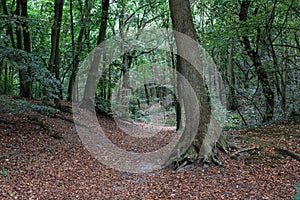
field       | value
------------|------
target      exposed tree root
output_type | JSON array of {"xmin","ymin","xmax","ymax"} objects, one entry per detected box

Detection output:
[
  {"xmin": 172, "ymin": 133, "xmax": 234, "ymax": 170},
  {"xmin": 276, "ymin": 148, "xmax": 300, "ymax": 162},
  {"xmin": 230, "ymin": 147, "xmax": 258, "ymax": 158},
  {"xmin": 217, "ymin": 133, "xmax": 238, "ymax": 153}
]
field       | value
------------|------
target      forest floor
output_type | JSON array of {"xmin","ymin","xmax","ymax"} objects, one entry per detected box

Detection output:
[{"xmin": 0, "ymin": 95, "xmax": 299, "ymax": 199}]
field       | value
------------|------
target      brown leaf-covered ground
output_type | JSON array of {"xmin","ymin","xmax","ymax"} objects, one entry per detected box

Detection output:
[{"xmin": 0, "ymin": 96, "xmax": 299, "ymax": 199}]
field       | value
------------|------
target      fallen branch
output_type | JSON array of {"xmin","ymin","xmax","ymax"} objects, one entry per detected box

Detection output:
[
  {"xmin": 231, "ymin": 147, "xmax": 258, "ymax": 158},
  {"xmin": 276, "ymin": 148, "xmax": 300, "ymax": 162}
]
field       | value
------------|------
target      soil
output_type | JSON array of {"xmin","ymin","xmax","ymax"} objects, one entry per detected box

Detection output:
[{"xmin": 0, "ymin": 95, "xmax": 299, "ymax": 199}]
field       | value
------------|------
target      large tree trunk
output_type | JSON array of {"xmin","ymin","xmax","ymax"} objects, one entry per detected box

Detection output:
[
  {"xmin": 167, "ymin": 0, "xmax": 228, "ymax": 169},
  {"xmin": 81, "ymin": 0, "xmax": 110, "ymax": 107}
]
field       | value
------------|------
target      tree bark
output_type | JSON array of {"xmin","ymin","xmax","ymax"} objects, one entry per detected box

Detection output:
[
  {"xmin": 20, "ymin": 0, "xmax": 32, "ymax": 98},
  {"xmin": 226, "ymin": 42, "xmax": 236, "ymax": 111},
  {"xmin": 239, "ymin": 0, "xmax": 274, "ymax": 122},
  {"xmin": 15, "ymin": 0, "xmax": 32, "ymax": 98},
  {"xmin": 49, "ymin": 0, "xmax": 64, "ymax": 107},
  {"xmin": 167, "ymin": 0, "xmax": 225, "ymax": 168},
  {"xmin": 67, "ymin": 0, "xmax": 92, "ymax": 101},
  {"xmin": 2, "ymin": 0, "xmax": 15, "ymax": 48},
  {"xmin": 81, "ymin": 0, "xmax": 110, "ymax": 106}
]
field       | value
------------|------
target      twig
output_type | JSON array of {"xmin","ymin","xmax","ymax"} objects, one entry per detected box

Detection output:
[{"xmin": 231, "ymin": 147, "xmax": 258, "ymax": 158}]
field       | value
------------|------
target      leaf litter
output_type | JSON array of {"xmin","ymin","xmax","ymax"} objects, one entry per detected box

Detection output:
[{"xmin": 0, "ymin": 96, "xmax": 299, "ymax": 199}]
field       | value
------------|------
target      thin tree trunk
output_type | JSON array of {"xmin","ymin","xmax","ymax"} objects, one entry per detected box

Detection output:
[
  {"xmin": 239, "ymin": 0, "xmax": 274, "ymax": 122},
  {"xmin": 67, "ymin": 0, "xmax": 92, "ymax": 101},
  {"xmin": 81, "ymin": 0, "xmax": 110, "ymax": 107},
  {"xmin": 68, "ymin": 0, "xmax": 76, "ymax": 101},
  {"xmin": 227, "ymin": 42, "xmax": 236, "ymax": 111},
  {"xmin": 2, "ymin": 0, "xmax": 15, "ymax": 48},
  {"xmin": 107, "ymin": 64, "xmax": 112, "ymax": 100},
  {"xmin": 2, "ymin": 0, "xmax": 14, "ymax": 94},
  {"xmin": 49, "ymin": 0, "xmax": 64, "ymax": 107},
  {"xmin": 144, "ymin": 84, "xmax": 150, "ymax": 105},
  {"xmin": 20, "ymin": 0, "xmax": 32, "ymax": 98},
  {"xmin": 15, "ymin": 0, "xmax": 32, "ymax": 98}
]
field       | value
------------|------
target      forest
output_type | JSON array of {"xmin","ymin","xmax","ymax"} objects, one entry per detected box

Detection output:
[{"xmin": 0, "ymin": 0, "xmax": 300, "ymax": 199}]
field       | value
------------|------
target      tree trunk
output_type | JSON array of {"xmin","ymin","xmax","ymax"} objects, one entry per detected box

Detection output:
[
  {"xmin": 167, "ymin": 0, "xmax": 227, "ymax": 169},
  {"xmin": 67, "ymin": 0, "xmax": 76, "ymax": 101},
  {"xmin": 81, "ymin": 0, "xmax": 110, "ymax": 107},
  {"xmin": 4, "ymin": 65, "xmax": 8, "ymax": 94},
  {"xmin": 15, "ymin": 0, "xmax": 32, "ymax": 98},
  {"xmin": 226, "ymin": 42, "xmax": 236, "ymax": 111},
  {"xmin": 239, "ymin": 0, "xmax": 274, "ymax": 122},
  {"xmin": 2, "ymin": 0, "xmax": 15, "ymax": 48},
  {"xmin": 49, "ymin": 0, "xmax": 64, "ymax": 107},
  {"xmin": 20, "ymin": 0, "xmax": 32, "ymax": 98},
  {"xmin": 2, "ymin": 0, "xmax": 14, "ymax": 94},
  {"xmin": 67, "ymin": 0, "xmax": 92, "ymax": 101}
]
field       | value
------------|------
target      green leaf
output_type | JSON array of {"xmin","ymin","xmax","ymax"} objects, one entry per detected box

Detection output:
[
  {"xmin": 10, "ymin": 191, "xmax": 15, "ymax": 197},
  {"xmin": 1, "ymin": 164, "xmax": 8, "ymax": 176}
]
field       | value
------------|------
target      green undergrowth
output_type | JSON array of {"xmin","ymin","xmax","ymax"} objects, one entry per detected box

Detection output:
[
  {"xmin": 224, "ymin": 115, "xmax": 300, "ymax": 131},
  {"xmin": 0, "ymin": 95, "xmax": 59, "ymax": 115}
]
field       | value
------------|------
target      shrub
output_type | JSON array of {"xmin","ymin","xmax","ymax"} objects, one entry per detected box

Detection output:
[
  {"xmin": 95, "ymin": 96, "xmax": 112, "ymax": 115},
  {"xmin": 0, "ymin": 95, "xmax": 59, "ymax": 115}
]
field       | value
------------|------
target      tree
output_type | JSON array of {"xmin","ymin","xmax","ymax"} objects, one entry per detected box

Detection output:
[
  {"xmin": 167, "ymin": 0, "xmax": 228, "ymax": 168},
  {"xmin": 67, "ymin": 0, "xmax": 92, "ymax": 101},
  {"xmin": 48, "ymin": 0, "xmax": 64, "ymax": 107},
  {"xmin": 192, "ymin": 0, "xmax": 300, "ymax": 123},
  {"xmin": 238, "ymin": 0, "xmax": 275, "ymax": 122},
  {"xmin": 81, "ymin": 0, "xmax": 110, "ymax": 106},
  {"xmin": 15, "ymin": 0, "xmax": 32, "ymax": 98}
]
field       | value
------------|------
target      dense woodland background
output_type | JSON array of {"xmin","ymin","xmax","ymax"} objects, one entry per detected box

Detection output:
[{"xmin": 1, "ymin": 0, "xmax": 300, "ymax": 127}]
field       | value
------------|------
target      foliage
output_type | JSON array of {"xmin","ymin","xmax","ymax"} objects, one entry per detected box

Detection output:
[
  {"xmin": 0, "ymin": 47, "xmax": 61, "ymax": 100},
  {"xmin": 193, "ymin": 0, "xmax": 300, "ymax": 124},
  {"xmin": 0, "ymin": 95, "xmax": 59, "ymax": 115},
  {"xmin": 95, "ymin": 96, "xmax": 112, "ymax": 115},
  {"xmin": 224, "ymin": 112, "xmax": 243, "ymax": 129},
  {"xmin": 0, "ymin": 0, "xmax": 300, "ymax": 126},
  {"xmin": 1, "ymin": 164, "xmax": 10, "ymax": 182}
]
